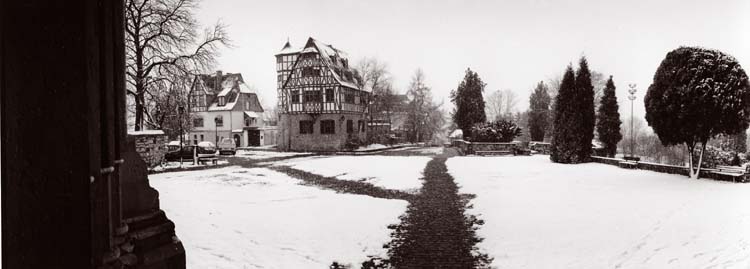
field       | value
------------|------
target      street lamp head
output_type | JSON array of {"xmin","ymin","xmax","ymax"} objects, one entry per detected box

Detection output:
[{"xmin": 628, "ymin": 84, "xmax": 637, "ymax": 95}]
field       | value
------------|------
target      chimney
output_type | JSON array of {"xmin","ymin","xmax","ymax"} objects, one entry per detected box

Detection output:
[{"xmin": 215, "ymin": 70, "xmax": 223, "ymax": 92}]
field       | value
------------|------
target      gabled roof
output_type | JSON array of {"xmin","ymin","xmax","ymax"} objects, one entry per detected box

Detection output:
[
  {"xmin": 296, "ymin": 37, "xmax": 364, "ymax": 91},
  {"xmin": 277, "ymin": 41, "xmax": 300, "ymax": 55},
  {"xmin": 197, "ymin": 73, "xmax": 244, "ymax": 94}
]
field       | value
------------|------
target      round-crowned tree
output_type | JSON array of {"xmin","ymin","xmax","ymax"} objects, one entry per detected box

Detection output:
[{"xmin": 645, "ymin": 46, "xmax": 750, "ymax": 178}]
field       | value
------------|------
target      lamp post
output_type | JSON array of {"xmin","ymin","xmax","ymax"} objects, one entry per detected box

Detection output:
[
  {"xmin": 214, "ymin": 117, "xmax": 219, "ymax": 146},
  {"xmin": 628, "ymin": 84, "xmax": 637, "ymax": 159},
  {"xmin": 178, "ymin": 106, "xmax": 185, "ymax": 165}
]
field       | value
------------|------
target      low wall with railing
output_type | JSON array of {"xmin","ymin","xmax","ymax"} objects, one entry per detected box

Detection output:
[{"xmin": 591, "ymin": 156, "xmax": 746, "ymax": 183}]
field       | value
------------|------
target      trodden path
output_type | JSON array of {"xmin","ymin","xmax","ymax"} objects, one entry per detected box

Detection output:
[{"xmin": 384, "ymin": 148, "xmax": 492, "ymax": 268}]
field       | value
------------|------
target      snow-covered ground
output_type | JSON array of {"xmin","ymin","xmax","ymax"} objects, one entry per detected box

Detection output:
[
  {"xmin": 275, "ymin": 155, "xmax": 431, "ymax": 191},
  {"xmin": 235, "ymin": 149, "xmax": 311, "ymax": 160},
  {"xmin": 447, "ymin": 155, "xmax": 750, "ymax": 268},
  {"xmin": 150, "ymin": 166, "xmax": 406, "ymax": 268}
]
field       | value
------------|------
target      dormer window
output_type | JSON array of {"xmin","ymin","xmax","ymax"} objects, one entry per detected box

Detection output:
[{"xmin": 218, "ymin": 97, "xmax": 225, "ymax": 106}]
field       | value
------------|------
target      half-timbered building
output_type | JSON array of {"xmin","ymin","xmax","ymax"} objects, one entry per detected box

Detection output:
[{"xmin": 276, "ymin": 37, "xmax": 369, "ymax": 151}]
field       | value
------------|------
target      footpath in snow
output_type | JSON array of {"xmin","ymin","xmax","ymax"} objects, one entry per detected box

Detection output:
[
  {"xmin": 150, "ymin": 166, "xmax": 407, "ymax": 268},
  {"xmin": 447, "ymin": 155, "xmax": 750, "ymax": 268}
]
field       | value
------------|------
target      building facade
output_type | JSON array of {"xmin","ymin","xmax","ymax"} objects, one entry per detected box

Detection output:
[
  {"xmin": 276, "ymin": 37, "xmax": 369, "ymax": 151},
  {"xmin": 188, "ymin": 71, "xmax": 276, "ymax": 147}
]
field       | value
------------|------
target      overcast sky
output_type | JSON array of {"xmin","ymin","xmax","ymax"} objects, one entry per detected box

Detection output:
[{"xmin": 196, "ymin": 0, "xmax": 750, "ymax": 118}]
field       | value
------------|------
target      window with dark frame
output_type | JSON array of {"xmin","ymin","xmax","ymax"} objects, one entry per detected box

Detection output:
[
  {"xmin": 304, "ymin": 90, "xmax": 322, "ymax": 102},
  {"xmin": 324, "ymin": 88, "xmax": 334, "ymax": 102},
  {"xmin": 299, "ymin": 120, "xmax": 313, "ymax": 134},
  {"xmin": 291, "ymin": 90, "xmax": 300, "ymax": 103},
  {"xmin": 346, "ymin": 120, "xmax": 354, "ymax": 133},
  {"xmin": 193, "ymin": 117, "xmax": 203, "ymax": 127},
  {"xmin": 321, "ymin": 120, "xmax": 335, "ymax": 134},
  {"xmin": 344, "ymin": 91, "xmax": 355, "ymax": 103}
]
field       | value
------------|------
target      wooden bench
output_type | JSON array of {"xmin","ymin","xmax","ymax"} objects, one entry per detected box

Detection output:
[
  {"xmin": 711, "ymin": 165, "xmax": 749, "ymax": 183},
  {"xmin": 618, "ymin": 160, "xmax": 638, "ymax": 169},
  {"xmin": 475, "ymin": 150, "xmax": 514, "ymax": 156},
  {"xmin": 715, "ymin": 165, "xmax": 749, "ymax": 175}
]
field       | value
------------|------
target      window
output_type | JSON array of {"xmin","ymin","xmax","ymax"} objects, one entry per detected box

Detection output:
[
  {"xmin": 299, "ymin": 120, "xmax": 314, "ymax": 134},
  {"xmin": 245, "ymin": 101, "xmax": 250, "ymax": 110},
  {"xmin": 218, "ymin": 97, "xmax": 226, "ymax": 106},
  {"xmin": 193, "ymin": 117, "xmax": 203, "ymax": 127},
  {"xmin": 346, "ymin": 120, "xmax": 353, "ymax": 134},
  {"xmin": 324, "ymin": 88, "xmax": 334, "ymax": 102},
  {"xmin": 291, "ymin": 90, "xmax": 300, "ymax": 103},
  {"xmin": 215, "ymin": 116, "xmax": 223, "ymax": 127},
  {"xmin": 344, "ymin": 91, "xmax": 355, "ymax": 103},
  {"xmin": 200, "ymin": 135, "xmax": 204, "ymax": 141},
  {"xmin": 358, "ymin": 120, "xmax": 365, "ymax": 132},
  {"xmin": 304, "ymin": 90, "xmax": 322, "ymax": 102},
  {"xmin": 302, "ymin": 67, "xmax": 320, "ymax": 77},
  {"xmin": 321, "ymin": 120, "xmax": 335, "ymax": 134}
]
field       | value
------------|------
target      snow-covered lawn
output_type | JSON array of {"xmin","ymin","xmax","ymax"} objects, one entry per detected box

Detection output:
[
  {"xmin": 234, "ymin": 149, "xmax": 311, "ymax": 160},
  {"xmin": 275, "ymin": 155, "xmax": 431, "ymax": 191},
  {"xmin": 150, "ymin": 166, "xmax": 406, "ymax": 268},
  {"xmin": 447, "ymin": 155, "xmax": 750, "ymax": 268}
]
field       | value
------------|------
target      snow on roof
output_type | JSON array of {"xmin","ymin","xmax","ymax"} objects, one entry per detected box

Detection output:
[
  {"xmin": 217, "ymin": 86, "xmax": 232, "ymax": 97},
  {"xmin": 197, "ymin": 141, "xmax": 215, "ymax": 148},
  {"xmin": 167, "ymin": 141, "xmax": 183, "ymax": 146},
  {"xmin": 449, "ymin": 129, "xmax": 464, "ymax": 139},
  {"xmin": 239, "ymin": 83, "xmax": 256, "ymax": 94},
  {"xmin": 207, "ymin": 97, "xmax": 239, "ymax": 111},
  {"xmin": 277, "ymin": 41, "xmax": 300, "ymax": 55},
  {"xmin": 244, "ymin": 111, "xmax": 260, "ymax": 118},
  {"xmin": 128, "ymin": 130, "xmax": 165, "ymax": 136},
  {"xmin": 308, "ymin": 39, "xmax": 362, "ymax": 91}
]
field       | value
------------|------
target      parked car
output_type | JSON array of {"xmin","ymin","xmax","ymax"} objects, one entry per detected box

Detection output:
[
  {"xmin": 217, "ymin": 138, "xmax": 236, "ymax": 155},
  {"xmin": 164, "ymin": 142, "xmax": 217, "ymax": 161}
]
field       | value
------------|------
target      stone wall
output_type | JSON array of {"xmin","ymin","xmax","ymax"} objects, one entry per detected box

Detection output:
[
  {"xmin": 277, "ymin": 113, "xmax": 367, "ymax": 152},
  {"xmin": 529, "ymin": 142, "xmax": 552, "ymax": 154},
  {"xmin": 128, "ymin": 130, "xmax": 167, "ymax": 167},
  {"xmin": 452, "ymin": 140, "xmax": 525, "ymax": 155},
  {"xmin": 591, "ymin": 156, "xmax": 747, "ymax": 183}
]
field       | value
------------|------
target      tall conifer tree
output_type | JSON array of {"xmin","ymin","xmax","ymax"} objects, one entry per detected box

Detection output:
[
  {"xmin": 551, "ymin": 65, "xmax": 578, "ymax": 163},
  {"xmin": 596, "ymin": 76, "xmax": 622, "ymax": 157},
  {"xmin": 528, "ymin": 81, "xmax": 551, "ymax": 141},
  {"xmin": 575, "ymin": 57, "xmax": 596, "ymax": 160},
  {"xmin": 451, "ymin": 68, "xmax": 487, "ymax": 137}
]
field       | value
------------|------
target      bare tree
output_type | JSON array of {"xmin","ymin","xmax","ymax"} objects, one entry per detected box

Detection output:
[
  {"xmin": 405, "ymin": 69, "xmax": 444, "ymax": 143},
  {"xmin": 355, "ymin": 57, "xmax": 401, "ymax": 136},
  {"xmin": 146, "ymin": 73, "xmax": 193, "ymax": 138},
  {"xmin": 502, "ymin": 89, "xmax": 518, "ymax": 117},
  {"xmin": 484, "ymin": 90, "xmax": 505, "ymax": 122},
  {"xmin": 125, "ymin": 0, "xmax": 230, "ymax": 130}
]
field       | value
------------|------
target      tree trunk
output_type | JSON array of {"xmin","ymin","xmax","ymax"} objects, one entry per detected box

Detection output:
[{"xmin": 692, "ymin": 142, "xmax": 707, "ymax": 179}]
